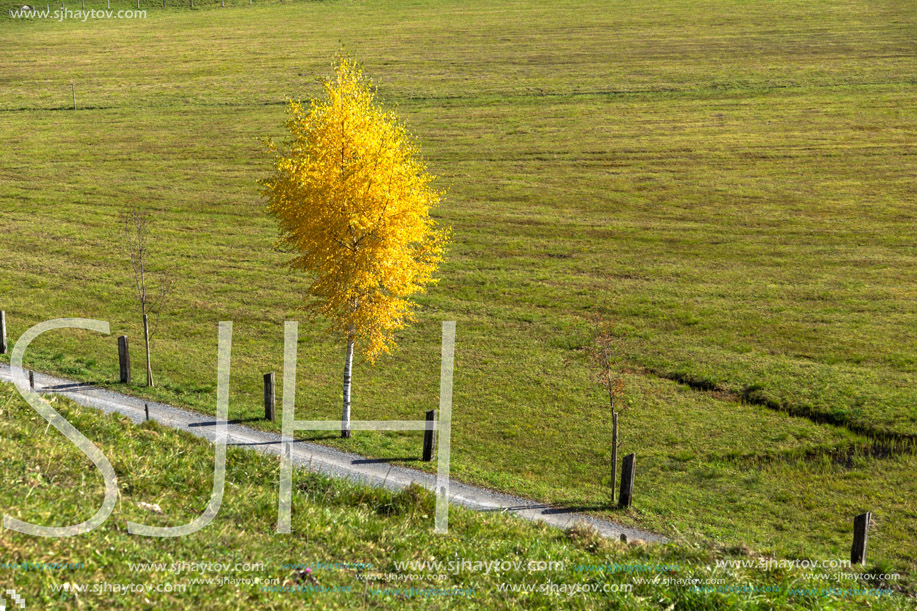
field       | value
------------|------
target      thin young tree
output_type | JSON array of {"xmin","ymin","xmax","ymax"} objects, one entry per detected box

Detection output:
[
  {"xmin": 263, "ymin": 58, "xmax": 450, "ymax": 438},
  {"xmin": 121, "ymin": 208, "xmax": 172, "ymax": 388},
  {"xmin": 587, "ymin": 313, "xmax": 627, "ymax": 503}
]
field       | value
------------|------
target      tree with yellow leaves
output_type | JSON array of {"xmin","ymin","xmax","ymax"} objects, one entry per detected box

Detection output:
[{"xmin": 263, "ymin": 58, "xmax": 450, "ymax": 438}]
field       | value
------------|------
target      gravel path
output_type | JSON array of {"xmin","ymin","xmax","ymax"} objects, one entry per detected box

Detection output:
[{"xmin": 0, "ymin": 363, "xmax": 665, "ymax": 543}]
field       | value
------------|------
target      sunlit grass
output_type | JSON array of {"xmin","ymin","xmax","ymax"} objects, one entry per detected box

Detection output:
[{"xmin": 0, "ymin": 0, "xmax": 914, "ymax": 586}]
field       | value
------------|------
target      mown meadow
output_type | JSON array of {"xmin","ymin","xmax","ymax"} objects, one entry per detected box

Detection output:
[{"xmin": 1, "ymin": 0, "xmax": 915, "ymax": 598}]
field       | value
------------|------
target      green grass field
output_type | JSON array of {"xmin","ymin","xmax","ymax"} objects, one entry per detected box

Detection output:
[{"xmin": 1, "ymin": 0, "xmax": 915, "ymax": 597}]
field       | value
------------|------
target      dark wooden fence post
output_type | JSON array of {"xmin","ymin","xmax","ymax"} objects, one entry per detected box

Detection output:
[
  {"xmin": 144, "ymin": 403, "xmax": 150, "ymax": 422},
  {"xmin": 264, "ymin": 372, "xmax": 276, "ymax": 421},
  {"xmin": 422, "ymin": 409, "xmax": 437, "ymax": 461},
  {"xmin": 851, "ymin": 512, "xmax": 871, "ymax": 565},
  {"xmin": 619, "ymin": 453, "xmax": 636, "ymax": 508},
  {"xmin": 29, "ymin": 370, "xmax": 35, "ymax": 391},
  {"xmin": 0, "ymin": 311, "xmax": 7, "ymax": 355},
  {"xmin": 118, "ymin": 335, "xmax": 131, "ymax": 384}
]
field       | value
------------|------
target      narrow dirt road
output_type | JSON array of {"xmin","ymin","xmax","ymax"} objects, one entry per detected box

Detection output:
[{"xmin": 0, "ymin": 363, "xmax": 665, "ymax": 543}]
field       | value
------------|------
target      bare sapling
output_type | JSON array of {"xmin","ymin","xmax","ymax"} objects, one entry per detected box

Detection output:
[{"xmin": 121, "ymin": 208, "xmax": 173, "ymax": 388}]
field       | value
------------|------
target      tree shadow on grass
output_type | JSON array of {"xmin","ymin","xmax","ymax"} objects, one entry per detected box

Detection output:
[
  {"xmin": 479, "ymin": 502, "xmax": 619, "ymax": 514},
  {"xmin": 351, "ymin": 457, "xmax": 423, "ymax": 465},
  {"xmin": 227, "ymin": 438, "xmax": 317, "ymax": 448},
  {"xmin": 41, "ymin": 382, "xmax": 98, "ymax": 392},
  {"xmin": 297, "ymin": 433, "xmax": 342, "ymax": 442},
  {"xmin": 188, "ymin": 417, "xmax": 264, "ymax": 427}
]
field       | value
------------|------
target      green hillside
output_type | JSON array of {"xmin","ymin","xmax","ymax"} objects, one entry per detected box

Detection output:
[{"xmin": 0, "ymin": 383, "xmax": 911, "ymax": 609}]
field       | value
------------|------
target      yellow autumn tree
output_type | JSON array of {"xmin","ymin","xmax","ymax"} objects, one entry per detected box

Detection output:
[{"xmin": 263, "ymin": 58, "xmax": 450, "ymax": 438}]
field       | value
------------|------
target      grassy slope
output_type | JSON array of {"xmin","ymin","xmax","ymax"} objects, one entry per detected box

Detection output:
[
  {"xmin": 0, "ymin": 382, "xmax": 911, "ymax": 609},
  {"xmin": 0, "ymin": 0, "xmax": 915, "ymax": 585}
]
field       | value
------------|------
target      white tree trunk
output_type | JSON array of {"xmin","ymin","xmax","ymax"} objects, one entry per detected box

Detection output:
[
  {"xmin": 143, "ymin": 312, "xmax": 154, "ymax": 387},
  {"xmin": 341, "ymin": 333, "xmax": 354, "ymax": 438},
  {"xmin": 611, "ymin": 411, "xmax": 618, "ymax": 504}
]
